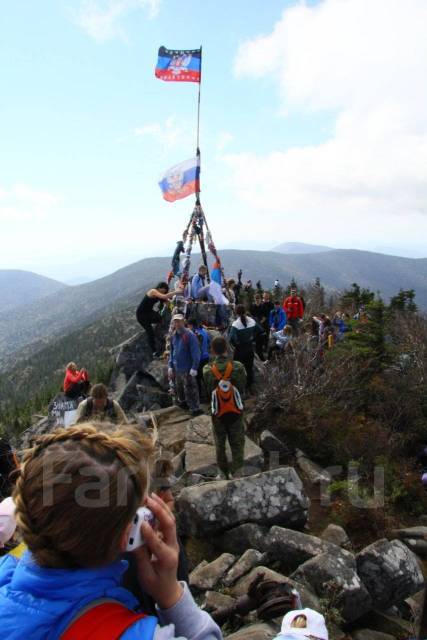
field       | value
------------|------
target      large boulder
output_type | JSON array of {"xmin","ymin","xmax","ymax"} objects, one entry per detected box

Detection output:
[
  {"xmin": 215, "ymin": 523, "xmax": 269, "ymax": 555},
  {"xmin": 264, "ymin": 526, "xmax": 352, "ymax": 573},
  {"xmin": 203, "ymin": 590, "xmax": 237, "ymax": 612},
  {"xmin": 291, "ymin": 552, "xmax": 372, "ymax": 623},
  {"xmin": 145, "ymin": 360, "xmax": 169, "ymax": 391},
  {"xmin": 356, "ymin": 539, "xmax": 425, "ymax": 610},
  {"xmin": 186, "ymin": 414, "xmax": 215, "ymax": 445},
  {"xmin": 295, "ymin": 449, "xmax": 331, "ymax": 485},
  {"xmin": 114, "ymin": 332, "xmax": 153, "ymax": 379},
  {"xmin": 176, "ymin": 467, "xmax": 309, "ymax": 537},
  {"xmin": 391, "ymin": 526, "xmax": 427, "ymax": 558},
  {"xmin": 117, "ymin": 372, "xmax": 171, "ymax": 412}
]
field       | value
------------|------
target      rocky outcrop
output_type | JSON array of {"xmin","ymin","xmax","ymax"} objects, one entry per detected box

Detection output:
[
  {"xmin": 295, "ymin": 449, "xmax": 331, "ymax": 485},
  {"xmin": 113, "ymin": 332, "xmax": 153, "ymax": 380},
  {"xmin": 321, "ymin": 524, "xmax": 351, "ymax": 550},
  {"xmin": 224, "ymin": 623, "xmax": 276, "ymax": 640},
  {"xmin": 176, "ymin": 467, "xmax": 310, "ymax": 537},
  {"xmin": 189, "ymin": 553, "xmax": 236, "ymax": 591},
  {"xmin": 215, "ymin": 523, "xmax": 269, "ymax": 555},
  {"xmin": 223, "ymin": 549, "xmax": 266, "ymax": 587},
  {"xmin": 265, "ymin": 526, "xmax": 352, "ymax": 572},
  {"xmin": 291, "ymin": 551, "xmax": 372, "ymax": 623},
  {"xmin": 356, "ymin": 539, "xmax": 425, "ymax": 610},
  {"xmin": 391, "ymin": 525, "xmax": 427, "ymax": 558}
]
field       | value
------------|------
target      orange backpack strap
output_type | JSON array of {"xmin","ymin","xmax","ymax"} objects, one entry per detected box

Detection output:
[
  {"xmin": 211, "ymin": 362, "xmax": 233, "ymax": 381},
  {"xmin": 61, "ymin": 602, "xmax": 156, "ymax": 640}
]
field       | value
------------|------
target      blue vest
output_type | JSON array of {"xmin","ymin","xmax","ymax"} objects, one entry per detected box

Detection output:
[{"xmin": 0, "ymin": 551, "xmax": 157, "ymax": 639}]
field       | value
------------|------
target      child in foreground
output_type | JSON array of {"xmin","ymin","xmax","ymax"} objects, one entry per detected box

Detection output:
[{"xmin": 0, "ymin": 423, "xmax": 222, "ymax": 640}]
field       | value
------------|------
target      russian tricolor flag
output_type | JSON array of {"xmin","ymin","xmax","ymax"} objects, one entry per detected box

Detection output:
[
  {"xmin": 155, "ymin": 46, "xmax": 201, "ymax": 83},
  {"xmin": 159, "ymin": 156, "xmax": 200, "ymax": 202}
]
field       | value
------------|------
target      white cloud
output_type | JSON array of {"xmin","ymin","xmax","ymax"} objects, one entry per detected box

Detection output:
[
  {"xmin": 134, "ymin": 116, "xmax": 187, "ymax": 149},
  {"xmin": 0, "ymin": 183, "xmax": 59, "ymax": 221},
  {"xmin": 229, "ymin": 0, "xmax": 427, "ymax": 238},
  {"xmin": 216, "ymin": 131, "xmax": 234, "ymax": 153},
  {"xmin": 75, "ymin": 0, "xmax": 160, "ymax": 42}
]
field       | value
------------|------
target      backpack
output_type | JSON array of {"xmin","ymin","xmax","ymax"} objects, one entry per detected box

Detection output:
[
  {"xmin": 211, "ymin": 362, "xmax": 244, "ymax": 418},
  {"xmin": 61, "ymin": 601, "xmax": 157, "ymax": 640}
]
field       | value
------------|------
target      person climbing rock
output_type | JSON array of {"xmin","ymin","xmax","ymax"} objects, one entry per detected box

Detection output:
[
  {"xmin": 203, "ymin": 336, "xmax": 247, "ymax": 479},
  {"xmin": 168, "ymin": 314, "xmax": 202, "ymax": 416},
  {"xmin": 63, "ymin": 362, "xmax": 90, "ymax": 399},
  {"xmin": 136, "ymin": 282, "xmax": 178, "ymax": 356},
  {"xmin": 76, "ymin": 384, "xmax": 128, "ymax": 424}
]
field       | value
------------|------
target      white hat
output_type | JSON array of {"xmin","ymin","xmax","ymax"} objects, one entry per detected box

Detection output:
[
  {"xmin": 172, "ymin": 313, "xmax": 185, "ymax": 321},
  {"xmin": 281, "ymin": 608, "xmax": 328, "ymax": 640},
  {"xmin": 0, "ymin": 497, "xmax": 17, "ymax": 548}
]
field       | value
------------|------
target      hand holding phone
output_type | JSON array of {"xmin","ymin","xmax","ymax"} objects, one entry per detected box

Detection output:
[{"xmin": 126, "ymin": 506, "xmax": 156, "ymax": 551}]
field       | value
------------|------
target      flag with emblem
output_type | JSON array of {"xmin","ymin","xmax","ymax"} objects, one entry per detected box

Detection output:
[{"xmin": 155, "ymin": 46, "xmax": 202, "ymax": 83}]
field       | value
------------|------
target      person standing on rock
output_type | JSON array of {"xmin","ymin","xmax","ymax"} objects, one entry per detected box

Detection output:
[
  {"xmin": 136, "ymin": 282, "xmax": 179, "ymax": 357},
  {"xmin": 203, "ymin": 336, "xmax": 247, "ymax": 479},
  {"xmin": 250, "ymin": 293, "xmax": 266, "ymax": 360},
  {"xmin": 168, "ymin": 314, "xmax": 202, "ymax": 417},
  {"xmin": 229, "ymin": 305, "xmax": 263, "ymax": 391},
  {"xmin": 186, "ymin": 317, "xmax": 211, "ymax": 400}
]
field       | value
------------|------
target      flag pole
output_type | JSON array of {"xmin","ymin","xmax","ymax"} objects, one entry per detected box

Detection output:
[{"xmin": 196, "ymin": 45, "xmax": 202, "ymax": 155}]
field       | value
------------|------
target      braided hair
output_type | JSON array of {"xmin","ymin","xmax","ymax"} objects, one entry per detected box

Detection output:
[{"xmin": 13, "ymin": 423, "xmax": 155, "ymax": 569}]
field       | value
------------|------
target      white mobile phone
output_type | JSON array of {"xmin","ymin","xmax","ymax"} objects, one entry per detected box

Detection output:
[{"xmin": 126, "ymin": 506, "xmax": 156, "ymax": 551}]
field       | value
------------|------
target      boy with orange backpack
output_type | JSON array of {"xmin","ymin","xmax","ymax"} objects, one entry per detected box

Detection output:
[{"xmin": 203, "ymin": 337, "xmax": 247, "ymax": 479}]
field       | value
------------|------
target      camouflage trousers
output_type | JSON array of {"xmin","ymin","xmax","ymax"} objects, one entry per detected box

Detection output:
[
  {"xmin": 175, "ymin": 372, "xmax": 200, "ymax": 412},
  {"xmin": 212, "ymin": 414, "xmax": 245, "ymax": 476}
]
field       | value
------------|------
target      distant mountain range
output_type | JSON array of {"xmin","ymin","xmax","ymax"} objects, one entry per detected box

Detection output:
[
  {"xmin": 0, "ymin": 270, "xmax": 66, "ymax": 313},
  {"xmin": 1, "ymin": 246, "xmax": 427, "ymax": 375},
  {"xmin": 272, "ymin": 242, "xmax": 334, "ymax": 254}
]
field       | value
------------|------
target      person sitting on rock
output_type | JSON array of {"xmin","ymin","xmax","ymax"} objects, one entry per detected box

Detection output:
[
  {"xmin": 76, "ymin": 383, "xmax": 128, "ymax": 425},
  {"xmin": 203, "ymin": 336, "xmax": 247, "ymax": 479},
  {"xmin": 275, "ymin": 607, "xmax": 328, "ymax": 639},
  {"xmin": 136, "ymin": 282, "xmax": 179, "ymax": 357},
  {"xmin": 0, "ymin": 423, "xmax": 222, "ymax": 639},
  {"xmin": 168, "ymin": 314, "xmax": 202, "ymax": 417},
  {"xmin": 63, "ymin": 362, "xmax": 90, "ymax": 399},
  {"xmin": 190, "ymin": 265, "xmax": 209, "ymax": 301},
  {"xmin": 268, "ymin": 325, "xmax": 294, "ymax": 360}
]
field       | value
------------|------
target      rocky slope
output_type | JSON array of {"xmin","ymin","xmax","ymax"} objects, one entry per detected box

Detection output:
[{"xmin": 18, "ymin": 328, "xmax": 426, "ymax": 640}]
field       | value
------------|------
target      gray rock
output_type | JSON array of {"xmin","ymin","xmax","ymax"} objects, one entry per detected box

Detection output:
[
  {"xmin": 158, "ymin": 420, "xmax": 188, "ymax": 454},
  {"xmin": 114, "ymin": 331, "xmax": 153, "ymax": 378},
  {"xmin": 176, "ymin": 467, "xmax": 310, "ymax": 537},
  {"xmin": 189, "ymin": 553, "xmax": 236, "ymax": 590},
  {"xmin": 184, "ymin": 436, "xmax": 263, "ymax": 477},
  {"xmin": 321, "ymin": 524, "xmax": 351, "ymax": 549},
  {"xmin": 231, "ymin": 566, "xmax": 320, "ymax": 610},
  {"xmin": 295, "ymin": 449, "xmax": 331, "ymax": 485},
  {"xmin": 19, "ymin": 415, "xmax": 51, "ymax": 449},
  {"xmin": 145, "ymin": 360, "xmax": 169, "ymax": 390},
  {"xmin": 186, "ymin": 414, "xmax": 215, "ymax": 445},
  {"xmin": 117, "ymin": 372, "xmax": 172, "ymax": 412},
  {"xmin": 223, "ymin": 549, "xmax": 266, "ymax": 587},
  {"xmin": 356, "ymin": 539, "xmax": 425, "ymax": 610},
  {"xmin": 171, "ymin": 449, "xmax": 185, "ymax": 476},
  {"xmin": 291, "ymin": 552, "xmax": 372, "ymax": 623},
  {"xmin": 352, "ymin": 630, "xmax": 395, "ymax": 640},
  {"xmin": 265, "ymin": 526, "xmax": 352, "ymax": 572},
  {"xmin": 259, "ymin": 430, "xmax": 290, "ymax": 455},
  {"xmin": 225, "ymin": 623, "xmax": 276, "ymax": 640},
  {"xmin": 203, "ymin": 590, "xmax": 237, "ymax": 612},
  {"xmin": 215, "ymin": 523, "xmax": 269, "ymax": 555},
  {"xmin": 400, "ymin": 538, "xmax": 427, "ymax": 558},
  {"xmin": 355, "ymin": 610, "xmax": 414, "ymax": 638},
  {"xmin": 392, "ymin": 526, "xmax": 427, "ymax": 540}
]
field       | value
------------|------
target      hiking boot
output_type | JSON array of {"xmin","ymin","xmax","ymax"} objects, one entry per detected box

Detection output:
[{"xmin": 191, "ymin": 409, "xmax": 204, "ymax": 417}]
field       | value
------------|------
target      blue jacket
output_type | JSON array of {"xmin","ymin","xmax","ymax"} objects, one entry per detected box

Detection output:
[
  {"xmin": 169, "ymin": 329, "xmax": 201, "ymax": 373},
  {"xmin": 269, "ymin": 308, "xmax": 287, "ymax": 330},
  {"xmin": 190, "ymin": 274, "xmax": 206, "ymax": 300},
  {"xmin": 194, "ymin": 327, "xmax": 211, "ymax": 361},
  {"xmin": 0, "ymin": 551, "xmax": 157, "ymax": 640}
]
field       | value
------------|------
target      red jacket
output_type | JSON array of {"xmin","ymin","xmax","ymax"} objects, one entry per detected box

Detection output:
[
  {"xmin": 63, "ymin": 368, "xmax": 87, "ymax": 393},
  {"xmin": 283, "ymin": 295, "xmax": 304, "ymax": 320}
]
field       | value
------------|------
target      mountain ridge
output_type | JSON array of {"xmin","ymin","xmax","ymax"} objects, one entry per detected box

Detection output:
[
  {"xmin": 0, "ymin": 269, "xmax": 67, "ymax": 314},
  {"xmin": 1, "ymin": 248, "xmax": 427, "ymax": 374}
]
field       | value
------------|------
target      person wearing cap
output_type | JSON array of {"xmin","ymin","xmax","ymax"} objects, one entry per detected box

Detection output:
[
  {"xmin": 275, "ymin": 607, "xmax": 328, "ymax": 639},
  {"xmin": 168, "ymin": 314, "xmax": 202, "ymax": 416},
  {"xmin": 283, "ymin": 288, "xmax": 305, "ymax": 336}
]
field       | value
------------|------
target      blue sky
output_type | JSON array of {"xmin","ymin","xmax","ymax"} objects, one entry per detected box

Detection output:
[{"xmin": 1, "ymin": 0, "xmax": 427, "ymax": 281}]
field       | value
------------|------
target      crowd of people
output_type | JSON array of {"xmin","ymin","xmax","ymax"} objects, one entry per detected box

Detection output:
[{"xmin": 0, "ymin": 268, "xmax": 408, "ymax": 639}]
